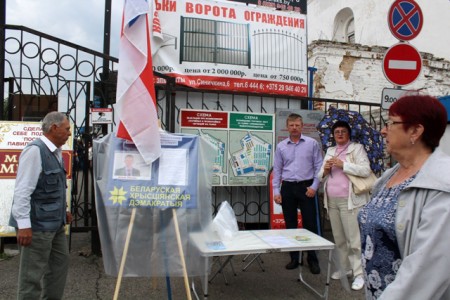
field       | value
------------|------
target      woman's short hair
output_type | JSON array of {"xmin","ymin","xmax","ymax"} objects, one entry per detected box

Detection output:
[
  {"xmin": 389, "ymin": 94, "xmax": 447, "ymax": 151},
  {"xmin": 332, "ymin": 120, "xmax": 352, "ymax": 137}
]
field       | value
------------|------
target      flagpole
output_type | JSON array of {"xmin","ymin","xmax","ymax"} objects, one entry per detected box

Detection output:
[
  {"xmin": 172, "ymin": 209, "xmax": 193, "ymax": 300},
  {"xmin": 113, "ymin": 207, "xmax": 137, "ymax": 300}
]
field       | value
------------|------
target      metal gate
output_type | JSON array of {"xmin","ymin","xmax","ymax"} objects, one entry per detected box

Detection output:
[{"xmin": 2, "ymin": 25, "xmax": 119, "ymax": 252}]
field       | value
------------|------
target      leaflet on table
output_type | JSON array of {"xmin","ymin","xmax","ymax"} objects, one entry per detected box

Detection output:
[
  {"xmin": 261, "ymin": 235, "xmax": 298, "ymax": 247},
  {"xmin": 206, "ymin": 241, "xmax": 226, "ymax": 250}
]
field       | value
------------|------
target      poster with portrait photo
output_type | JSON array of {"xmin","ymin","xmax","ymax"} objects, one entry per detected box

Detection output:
[{"xmin": 112, "ymin": 151, "xmax": 151, "ymax": 181}]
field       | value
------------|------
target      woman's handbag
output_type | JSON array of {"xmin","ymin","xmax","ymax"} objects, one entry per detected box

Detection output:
[
  {"xmin": 347, "ymin": 172, "xmax": 377, "ymax": 195},
  {"xmin": 347, "ymin": 147, "xmax": 378, "ymax": 195}
]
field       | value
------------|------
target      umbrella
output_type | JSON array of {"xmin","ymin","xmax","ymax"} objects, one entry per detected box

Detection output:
[{"xmin": 316, "ymin": 106, "xmax": 384, "ymax": 174}]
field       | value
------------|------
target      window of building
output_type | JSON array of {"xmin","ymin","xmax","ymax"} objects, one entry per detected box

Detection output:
[
  {"xmin": 346, "ymin": 18, "xmax": 355, "ymax": 43},
  {"xmin": 333, "ymin": 8, "xmax": 355, "ymax": 44}
]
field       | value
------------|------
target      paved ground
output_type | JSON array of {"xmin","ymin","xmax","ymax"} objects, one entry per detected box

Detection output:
[{"xmin": 0, "ymin": 231, "xmax": 365, "ymax": 300}]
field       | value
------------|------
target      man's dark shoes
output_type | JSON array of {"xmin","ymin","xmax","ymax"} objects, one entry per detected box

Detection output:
[
  {"xmin": 308, "ymin": 260, "xmax": 321, "ymax": 274},
  {"xmin": 285, "ymin": 260, "xmax": 299, "ymax": 270}
]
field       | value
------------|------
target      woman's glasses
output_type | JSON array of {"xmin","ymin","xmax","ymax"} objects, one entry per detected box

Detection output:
[
  {"xmin": 333, "ymin": 130, "xmax": 348, "ymax": 135},
  {"xmin": 385, "ymin": 120, "xmax": 408, "ymax": 129}
]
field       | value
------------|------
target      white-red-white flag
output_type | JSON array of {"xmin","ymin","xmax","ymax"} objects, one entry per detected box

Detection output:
[{"xmin": 116, "ymin": 0, "xmax": 161, "ymax": 164}]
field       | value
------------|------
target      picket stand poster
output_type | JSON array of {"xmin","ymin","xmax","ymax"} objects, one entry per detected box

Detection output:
[
  {"xmin": 93, "ymin": 132, "xmax": 214, "ymax": 278},
  {"xmin": 105, "ymin": 134, "xmax": 199, "ymax": 210}
]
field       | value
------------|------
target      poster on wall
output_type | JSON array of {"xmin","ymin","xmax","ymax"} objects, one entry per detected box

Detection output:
[
  {"xmin": 0, "ymin": 122, "xmax": 73, "ymax": 237},
  {"xmin": 227, "ymin": 0, "xmax": 307, "ymax": 14},
  {"xmin": 275, "ymin": 109, "xmax": 324, "ymax": 145},
  {"xmin": 153, "ymin": 0, "xmax": 308, "ymax": 96},
  {"xmin": 180, "ymin": 109, "xmax": 274, "ymax": 186}
]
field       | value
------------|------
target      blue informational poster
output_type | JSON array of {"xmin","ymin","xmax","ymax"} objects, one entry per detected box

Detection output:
[
  {"xmin": 105, "ymin": 133, "xmax": 198, "ymax": 209},
  {"xmin": 93, "ymin": 132, "xmax": 214, "ymax": 278}
]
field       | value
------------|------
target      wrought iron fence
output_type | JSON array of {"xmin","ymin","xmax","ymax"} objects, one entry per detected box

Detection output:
[
  {"xmin": 2, "ymin": 24, "xmax": 387, "ymax": 236},
  {"xmin": 155, "ymin": 85, "xmax": 388, "ymax": 229}
]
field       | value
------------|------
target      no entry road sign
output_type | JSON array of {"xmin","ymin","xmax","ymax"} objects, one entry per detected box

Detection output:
[
  {"xmin": 388, "ymin": 0, "xmax": 423, "ymax": 41},
  {"xmin": 383, "ymin": 43, "xmax": 422, "ymax": 86}
]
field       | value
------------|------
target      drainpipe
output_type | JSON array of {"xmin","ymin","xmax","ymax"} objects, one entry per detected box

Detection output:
[
  {"xmin": 307, "ymin": 66, "xmax": 322, "ymax": 235},
  {"xmin": 307, "ymin": 66, "xmax": 317, "ymax": 110}
]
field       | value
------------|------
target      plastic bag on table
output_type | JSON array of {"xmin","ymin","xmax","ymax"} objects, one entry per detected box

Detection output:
[{"xmin": 212, "ymin": 201, "xmax": 238, "ymax": 241}]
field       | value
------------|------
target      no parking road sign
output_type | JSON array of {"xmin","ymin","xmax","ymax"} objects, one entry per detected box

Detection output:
[
  {"xmin": 383, "ymin": 43, "xmax": 422, "ymax": 86},
  {"xmin": 388, "ymin": 0, "xmax": 423, "ymax": 41}
]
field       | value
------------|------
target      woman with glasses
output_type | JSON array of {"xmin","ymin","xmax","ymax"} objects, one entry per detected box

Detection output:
[
  {"xmin": 358, "ymin": 94, "xmax": 450, "ymax": 299},
  {"xmin": 318, "ymin": 120, "xmax": 372, "ymax": 291}
]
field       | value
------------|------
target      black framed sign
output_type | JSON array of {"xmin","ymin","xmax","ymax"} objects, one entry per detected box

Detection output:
[{"xmin": 228, "ymin": 0, "xmax": 307, "ymax": 14}]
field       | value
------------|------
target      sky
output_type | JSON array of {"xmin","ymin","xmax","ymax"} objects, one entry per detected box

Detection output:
[{"xmin": 6, "ymin": 0, "xmax": 124, "ymax": 58}]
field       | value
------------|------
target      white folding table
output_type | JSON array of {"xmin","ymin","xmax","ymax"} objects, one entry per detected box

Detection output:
[{"xmin": 190, "ymin": 228, "xmax": 335, "ymax": 299}]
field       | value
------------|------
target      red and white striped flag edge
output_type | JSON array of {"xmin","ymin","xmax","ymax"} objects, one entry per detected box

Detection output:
[{"xmin": 116, "ymin": 0, "xmax": 161, "ymax": 164}]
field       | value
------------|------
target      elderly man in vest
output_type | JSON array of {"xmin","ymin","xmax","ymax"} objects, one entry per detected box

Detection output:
[{"xmin": 10, "ymin": 111, "xmax": 72, "ymax": 300}]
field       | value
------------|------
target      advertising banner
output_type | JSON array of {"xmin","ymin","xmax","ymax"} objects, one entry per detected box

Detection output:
[
  {"xmin": 227, "ymin": 0, "xmax": 307, "ymax": 14},
  {"xmin": 0, "ymin": 121, "xmax": 73, "ymax": 236},
  {"xmin": 153, "ymin": 0, "xmax": 308, "ymax": 96},
  {"xmin": 180, "ymin": 109, "xmax": 275, "ymax": 186}
]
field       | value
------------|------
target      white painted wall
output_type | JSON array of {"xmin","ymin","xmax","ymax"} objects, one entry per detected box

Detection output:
[
  {"xmin": 307, "ymin": 0, "xmax": 450, "ymax": 61},
  {"xmin": 308, "ymin": 41, "xmax": 450, "ymax": 103}
]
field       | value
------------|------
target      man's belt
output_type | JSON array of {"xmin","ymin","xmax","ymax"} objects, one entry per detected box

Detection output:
[{"xmin": 283, "ymin": 179, "xmax": 313, "ymax": 186}]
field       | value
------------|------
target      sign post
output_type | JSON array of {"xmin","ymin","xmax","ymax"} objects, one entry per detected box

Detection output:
[{"xmin": 381, "ymin": 0, "xmax": 424, "ymax": 105}]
